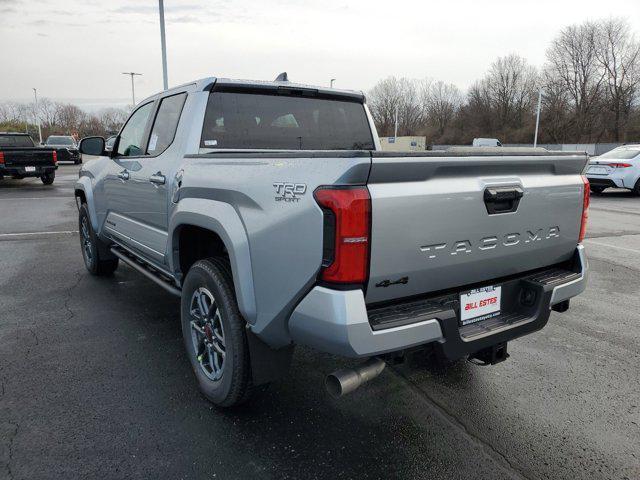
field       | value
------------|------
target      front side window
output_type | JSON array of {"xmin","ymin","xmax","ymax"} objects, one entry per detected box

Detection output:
[
  {"xmin": 200, "ymin": 91, "xmax": 375, "ymax": 150},
  {"xmin": 117, "ymin": 102, "xmax": 154, "ymax": 157},
  {"xmin": 147, "ymin": 93, "xmax": 187, "ymax": 155}
]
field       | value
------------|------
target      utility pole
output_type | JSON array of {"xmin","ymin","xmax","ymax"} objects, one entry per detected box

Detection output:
[
  {"xmin": 330, "ymin": 78, "xmax": 336, "ymax": 88},
  {"xmin": 32, "ymin": 88, "xmax": 42, "ymax": 144},
  {"xmin": 159, "ymin": 0, "xmax": 168, "ymax": 90},
  {"xmin": 394, "ymin": 105, "xmax": 399, "ymax": 141},
  {"xmin": 533, "ymin": 88, "xmax": 542, "ymax": 148},
  {"xmin": 122, "ymin": 72, "xmax": 142, "ymax": 107}
]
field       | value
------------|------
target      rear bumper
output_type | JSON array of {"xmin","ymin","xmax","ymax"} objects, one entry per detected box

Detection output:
[
  {"xmin": 587, "ymin": 169, "xmax": 639, "ymax": 189},
  {"xmin": 586, "ymin": 176, "xmax": 622, "ymax": 188},
  {"xmin": 288, "ymin": 245, "xmax": 587, "ymax": 359},
  {"xmin": 0, "ymin": 165, "xmax": 57, "ymax": 177}
]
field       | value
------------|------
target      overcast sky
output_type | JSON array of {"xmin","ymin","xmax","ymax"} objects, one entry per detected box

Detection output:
[{"xmin": 1, "ymin": 0, "xmax": 639, "ymax": 109}]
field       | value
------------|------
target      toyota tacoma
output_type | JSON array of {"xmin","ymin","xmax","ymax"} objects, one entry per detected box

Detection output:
[{"xmin": 75, "ymin": 76, "xmax": 589, "ymax": 407}]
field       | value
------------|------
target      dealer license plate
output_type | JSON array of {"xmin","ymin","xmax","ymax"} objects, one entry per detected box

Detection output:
[
  {"xmin": 459, "ymin": 286, "xmax": 501, "ymax": 326},
  {"xmin": 24, "ymin": 166, "xmax": 36, "ymax": 172}
]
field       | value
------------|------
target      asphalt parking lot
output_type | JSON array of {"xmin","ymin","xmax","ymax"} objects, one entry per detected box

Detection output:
[{"xmin": 1, "ymin": 163, "xmax": 638, "ymax": 480}]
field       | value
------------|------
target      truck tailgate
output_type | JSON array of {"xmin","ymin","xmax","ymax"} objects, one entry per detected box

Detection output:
[
  {"xmin": 3, "ymin": 148, "xmax": 55, "ymax": 167},
  {"xmin": 365, "ymin": 150, "xmax": 588, "ymax": 304}
]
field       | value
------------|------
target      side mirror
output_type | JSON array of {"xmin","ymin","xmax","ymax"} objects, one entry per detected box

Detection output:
[{"xmin": 79, "ymin": 136, "xmax": 106, "ymax": 156}]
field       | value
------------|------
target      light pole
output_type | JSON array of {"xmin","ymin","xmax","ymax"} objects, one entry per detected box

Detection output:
[
  {"xmin": 533, "ymin": 88, "xmax": 542, "ymax": 148},
  {"xmin": 122, "ymin": 72, "xmax": 142, "ymax": 107},
  {"xmin": 330, "ymin": 78, "xmax": 336, "ymax": 88},
  {"xmin": 32, "ymin": 88, "xmax": 42, "ymax": 144},
  {"xmin": 159, "ymin": 0, "xmax": 168, "ymax": 90},
  {"xmin": 394, "ymin": 105, "xmax": 399, "ymax": 141}
]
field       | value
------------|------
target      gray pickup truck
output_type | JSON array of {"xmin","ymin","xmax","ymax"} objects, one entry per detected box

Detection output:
[{"xmin": 76, "ymin": 77, "xmax": 589, "ymax": 407}]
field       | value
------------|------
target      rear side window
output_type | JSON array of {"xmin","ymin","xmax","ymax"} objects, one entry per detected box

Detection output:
[
  {"xmin": 147, "ymin": 93, "xmax": 187, "ymax": 155},
  {"xmin": 200, "ymin": 92, "xmax": 374, "ymax": 150}
]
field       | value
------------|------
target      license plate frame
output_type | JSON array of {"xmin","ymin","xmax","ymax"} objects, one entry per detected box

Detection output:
[
  {"xmin": 24, "ymin": 166, "xmax": 36, "ymax": 172},
  {"xmin": 459, "ymin": 285, "xmax": 502, "ymax": 326},
  {"xmin": 588, "ymin": 166, "xmax": 607, "ymax": 175}
]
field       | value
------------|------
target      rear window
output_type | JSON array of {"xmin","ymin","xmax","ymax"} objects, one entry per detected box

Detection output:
[
  {"xmin": 0, "ymin": 135, "xmax": 35, "ymax": 148},
  {"xmin": 597, "ymin": 147, "xmax": 640, "ymax": 160},
  {"xmin": 200, "ymin": 92, "xmax": 374, "ymax": 150},
  {"xmin": 46, "ymin": 136, "xmax": 74, "ymax": 145}
]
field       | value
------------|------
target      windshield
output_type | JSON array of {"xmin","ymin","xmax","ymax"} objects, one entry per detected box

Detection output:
[
  {"xmin": 0, "ymin": 134, "xmax": 35, "ymax": 147},
  {"xmin": 596, "ymin": 147, "xmax": 640, "ymax": 160},
  {"xmin": 46, "ymin": 136, "xmax": 75, "ymax": 146},
  {"xmin": 201, "ymin": 91, "xmax": 374, "ymax": 150}
]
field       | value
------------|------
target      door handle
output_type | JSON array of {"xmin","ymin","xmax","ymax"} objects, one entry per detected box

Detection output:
[
  {"xmin": 149, "ymin": 172, "xmax": 166, "ymax": 185},
  {"xmin": 117, "ymin": 170, "xmax": 129, "ymax": 181}
]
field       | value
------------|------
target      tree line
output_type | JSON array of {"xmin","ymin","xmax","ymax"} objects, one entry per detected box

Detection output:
[
  {"xmin": 0, "ymin": 98, "xmax": 129, "ymax": 142},
  {"xmin": 368, "ymin": 18, "xmax": 640, "ymax": 145}
]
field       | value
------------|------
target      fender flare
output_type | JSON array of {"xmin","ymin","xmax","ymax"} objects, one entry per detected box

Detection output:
[
  {"xmin": 168, "ymin": 198, "xmax": 257, "ymax": 325},
  {"xmin": 74, "ymin": 177, "xmax": 99, "ymax": 232}
]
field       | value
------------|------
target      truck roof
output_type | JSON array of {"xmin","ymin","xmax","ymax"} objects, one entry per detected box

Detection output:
[{"xmin": 138, "ymin": 76, "xmax": 365, "ymax": 105}]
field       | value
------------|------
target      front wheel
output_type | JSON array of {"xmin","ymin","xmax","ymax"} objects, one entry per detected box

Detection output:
[
  {"xmin": 41, "ymin": 170, "xmax": 55, "ymax": 185},
  {"xmin": 181, "ymin": 258, "xmax": 253, "ymax": 407},
  {"xmin": 79, "ymin": 204, "xmax": 119, "ymax": 275}
]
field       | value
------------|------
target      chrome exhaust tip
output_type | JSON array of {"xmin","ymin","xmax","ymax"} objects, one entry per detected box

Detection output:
[{"xmin": 325, "ymin": 357, "xmax": 386, "ymax": 398}]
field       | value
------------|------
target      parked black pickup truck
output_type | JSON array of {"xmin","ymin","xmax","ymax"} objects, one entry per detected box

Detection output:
[{"xmin": 0, "ymin": 132, "xmax": 58, "ymax": 184}]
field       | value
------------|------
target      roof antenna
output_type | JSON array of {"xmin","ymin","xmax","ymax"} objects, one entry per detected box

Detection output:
[{"xmin": 274, "ymin": 72, "xmax": 289, "ymax": 82}]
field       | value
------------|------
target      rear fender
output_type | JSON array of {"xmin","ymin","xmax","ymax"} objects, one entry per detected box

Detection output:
[{"xmin": 168, "ymin": 198, "xmax": 257, "ymax": 324}]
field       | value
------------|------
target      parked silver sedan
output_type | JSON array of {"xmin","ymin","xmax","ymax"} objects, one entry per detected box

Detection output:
[{"xmin": 586, "ymin": 145, "xmax": 640, "ymax": 195}]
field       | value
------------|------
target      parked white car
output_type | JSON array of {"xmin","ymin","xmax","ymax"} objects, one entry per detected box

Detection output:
[{"xmin": 586, "ymin": 145, "xmax": 640, "ymax": 195}]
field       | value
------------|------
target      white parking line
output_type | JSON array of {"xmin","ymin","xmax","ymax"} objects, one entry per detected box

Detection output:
[
  {"xmin": 0, "ymin": 196, "xmax": 73, "ymax": 200},
  {"xmin": 585, "ymin": 239, "xmax": 640, "ymax": 254},
  {"xmin": 0, "ymin": 230, "xmax": 78, "ymax": 238}
]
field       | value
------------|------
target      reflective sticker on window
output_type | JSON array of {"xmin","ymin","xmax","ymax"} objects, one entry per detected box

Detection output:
[
  {"xmin": 204, "ymin": 139, "xmax": 218, "ymax": 146},
  {"xmin": 148, "ymin": 133, "xmax": 159, "ymax": 152}
]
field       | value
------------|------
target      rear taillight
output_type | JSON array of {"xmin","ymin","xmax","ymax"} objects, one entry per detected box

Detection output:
[
  {"xmin": 579, "ymin": 175, "xmax": 590, "ymax": 243},
  {"xmin": 314, "ymin": 186, "xmax": 371, "ymax": 284},
  {"xmin": 0, "ymin": 152, "xmax": 4, "ymax": 164},
  {"xmin": 52, "ymin": 151, "xmax": 58, "ymax": 164},
  {"xmin": 607, "ymin": 162, "xmax": 632, "ymax": 168}
]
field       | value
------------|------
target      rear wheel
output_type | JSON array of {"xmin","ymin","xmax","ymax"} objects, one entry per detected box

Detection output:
[
  {"xmin": 41, "ymin": 170, "xmax": 55, "ymax": 185},
  {"xmin": 633, "ymin": 178, "xmax": 640, "ymax": 196},
  {"xmin": 590, "ymin": 186, "xmax": 605, "ymax": 194},
  {"xmin": 181, "ymin": 258, "xmax": 253, "ymax": 407},
  {"xmin": 79, "ymin": 204, "xmax": 119, "ymax": 275}
]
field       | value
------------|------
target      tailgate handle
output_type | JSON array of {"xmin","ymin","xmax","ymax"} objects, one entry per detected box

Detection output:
[{"xmin": 484, "ymin": 186, "xmax": 523, "ymax": 214}]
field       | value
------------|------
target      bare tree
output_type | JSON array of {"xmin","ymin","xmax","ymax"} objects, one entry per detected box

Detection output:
[
  {"xmin": 595, "ymin": 18, "xmax": 640, "ymax": 141},
  {"xmin": 425, "ymin": 81, "xmax": 462, "ymax": 139},
  {"xmin": 368, "ymin": 77, "xmax": 429, "ymax": 137},
  {"xmin": 546, "ymin": 21, "xmax": 606, "ymax": 141},
  {"xmin": 486, "ymin": 54, "xmax": 538, "ymax": 132}
]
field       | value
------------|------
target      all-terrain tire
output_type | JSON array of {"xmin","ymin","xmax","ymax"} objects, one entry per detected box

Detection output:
[
  {"xmin": 79, "ymin": 203, "xmax": 119, "ymax": 276},
  {"xmin": 181, "ymin": 258, "xmax": 253, "ymax": 407}
]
